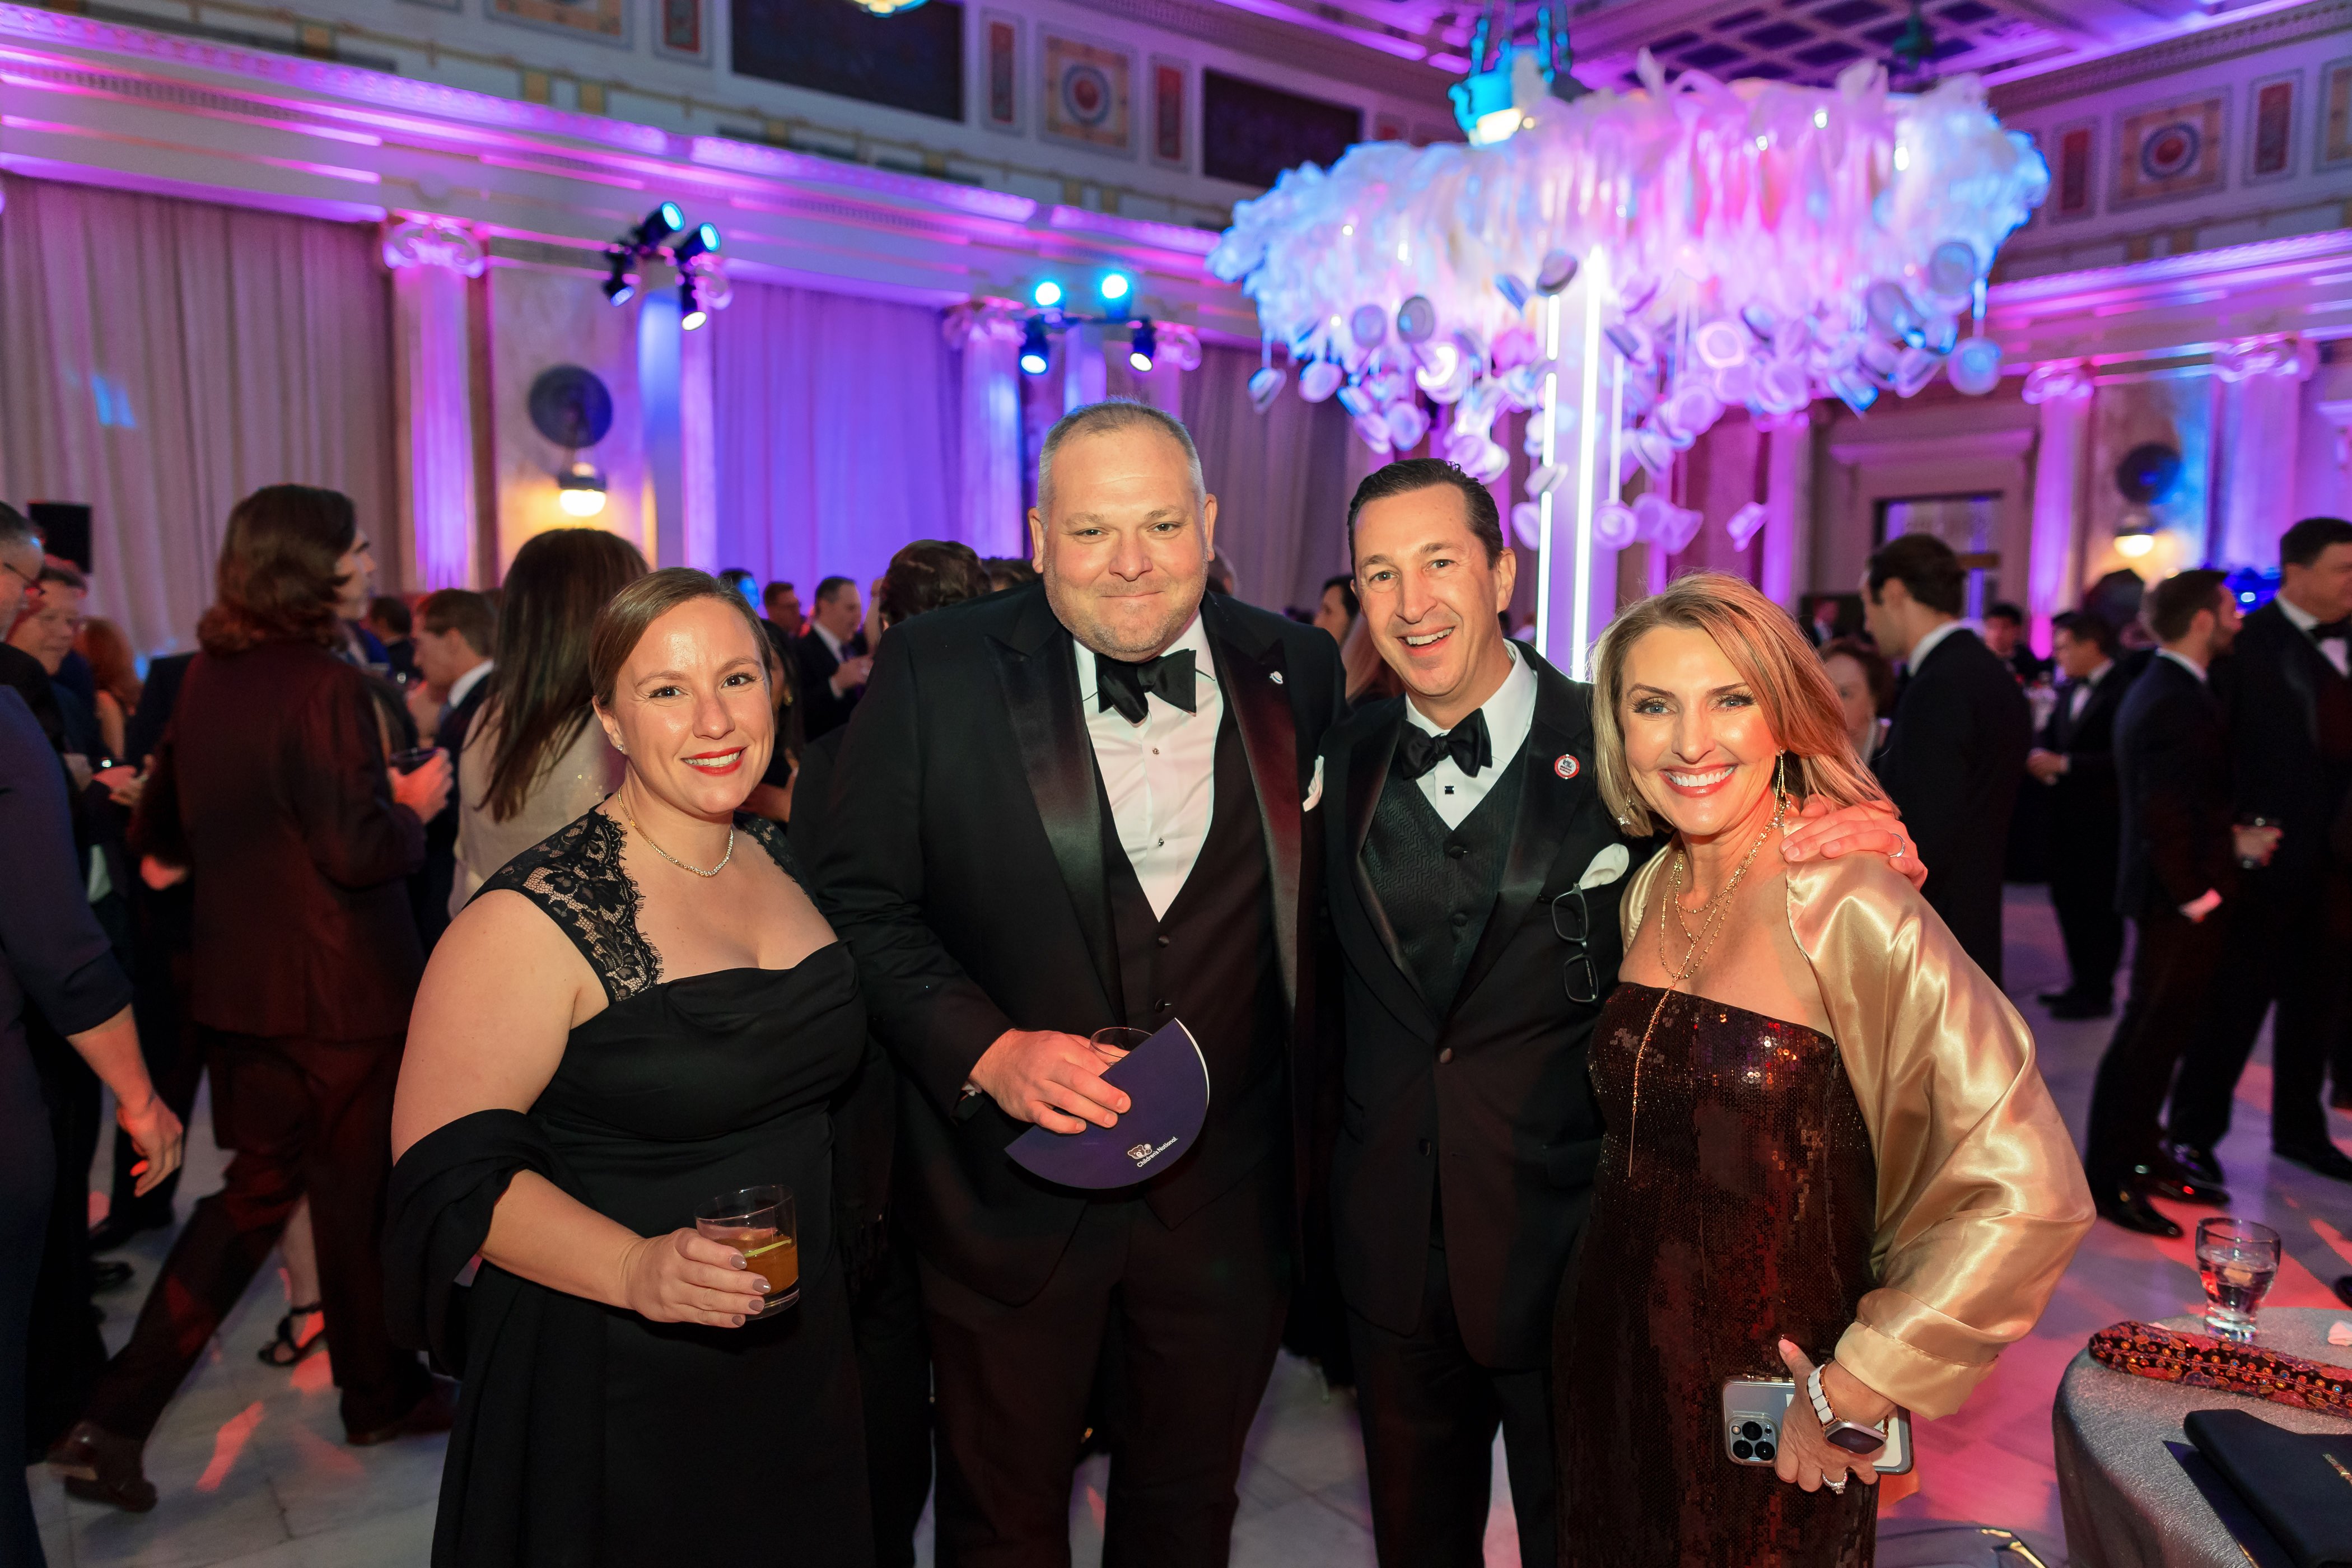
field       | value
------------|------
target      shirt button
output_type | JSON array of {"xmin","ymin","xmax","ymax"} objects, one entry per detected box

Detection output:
[
  {"xmin": 1155, "ymin": 935, "xmax": 1170, "ymax": 948},
  {"xmin": 1155, "ymin": 998, "xmax": 1172, "ymax": 1011},
  {"xmin": 1451, "ymin": 911, "xmax": 1469, "ymax": 928},
  {"xmin": 1446, "ymin": 842, "xmax": 1468, "ymax": 859},
  {"xmin": 1438, "ymin": 1048, "xmax": 1454, "ymax": 1064}
]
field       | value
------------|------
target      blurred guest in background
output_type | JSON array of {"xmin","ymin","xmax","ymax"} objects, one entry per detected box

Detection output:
[
  {"xmin": 717, "ymin": 566, "xmax": 759, "ymax": 609},
  {"xmin": 1982, "ymin": 601, "xmax": 2045, "ymax": 684},
  {"xmin": 762, "ymin": 578, "xmax": 804, "ymax": 642},
  {"xmin": 2168, "ymin": 516, "xmax": 2352, "ymax": 1178},
  {"xmin": 0, "ymin": 505, "xmax": 64, "ymax": 746},
  {"xmin": 11, "ymin": 562, "xmax": 97, "ymax": 761},
  {"xmin": 2, "ymin": 683, "xmax": 184, "ymax": 1566},
  {"xmin": 793, "ymin": 575, "xmax": 871, "ymax": 743},
  {"xmin": 365, "ymin": 595, "xmax": 416, "ymax": 684},
  {"xmin": 50, "ymin": 484, "xmax": 452, "ymax": 1512},
  {"xmin": 1818, "ymin": 636, "xmax": 1893, "ymax": 764},
  {"xmin": 1864, "ymin": 534, "xmax": 2033, "ymax": 984},
  {"xmin": 452, "ymin": 528, "xmax": 646, "ymax": 911},
  {"xmin": 1312, "ymin": 573, "xmax": 1359, "ymax": 647},
  {"xmin": 408, "ymin": 589, "xmax": 497, "ymax": 949},
  {"xmin": 74, "ymin": 617, "xmax": 141, "ymax": 763},
  {"xmin": 984, "ymin": 556, "xmax": 1039, "ymax": 594},
  {"xmin": 2084, "ymin": 571, "xmax": 2253, "ymax": 1235},
  {"xmin": 2029, "ymin": 611, "xmax": 2131, "ymax": 1020},
  {"xmin": 1206, "ymin": 553, "xmax": 1238, "ymax": 598}
]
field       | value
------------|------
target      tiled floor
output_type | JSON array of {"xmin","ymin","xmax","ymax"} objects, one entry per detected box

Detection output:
[{"xmin": 26, "ymin": 886, "xmax": 2352, "ymax": 1567}]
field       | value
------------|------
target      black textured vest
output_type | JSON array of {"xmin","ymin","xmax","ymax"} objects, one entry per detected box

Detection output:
[
  {"xmin": 1096, "ymin": 708, "xmax": 1289, "ymax": 1167},
  {"xmin": 1361, "ymin": 752, "xmax": 1525, "ymax": 1016}
]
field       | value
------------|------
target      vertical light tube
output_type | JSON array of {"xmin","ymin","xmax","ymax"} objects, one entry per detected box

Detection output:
[
  {"xmin": 1535, "ymin": 295, "xmax": 1562, "ymax": 661},
  {"xmin": 1571, "ymin": 251, "xmax": 1606, "ymax": 678}
]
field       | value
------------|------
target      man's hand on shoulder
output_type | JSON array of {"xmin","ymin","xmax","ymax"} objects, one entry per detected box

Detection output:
[{"xmin": 1780, "ymin": 795, "xmax": 1929, "ymax": 890}]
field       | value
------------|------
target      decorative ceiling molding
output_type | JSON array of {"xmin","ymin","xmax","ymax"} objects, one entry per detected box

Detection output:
[
  {"xmin": 1987, "ymin": 0, "xmax": 2351, "ymax": 115},
  {"xmin": 1076, "ymin": 0, "xmax": 1457, "ymax": 104}
]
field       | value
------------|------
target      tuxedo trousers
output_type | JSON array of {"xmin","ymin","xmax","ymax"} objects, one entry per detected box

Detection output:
[
  {"xmin": 2086, "ymin": 907, "xmax": 2229, "ymax": 1188},
  {"xmin": 83, "ymin": 1030, "xmax": 429, "ymax": 1441},
  {"xmin": 920, "ymin": 1155, "xmax": 1291, "ymax": 1568},
  {"xmin": 1348, "ymin": 1239, "xmax": 1554, "ymax": 1568},
  {"xmin": 2048, "ymin": 860, "xmax": 2125, "ymax": 1006}
]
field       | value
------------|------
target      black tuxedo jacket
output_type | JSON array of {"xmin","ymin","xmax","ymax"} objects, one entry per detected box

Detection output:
[
  {"xmin": 1875, "ymin": 627, "xmax": 2032, "ymax": 979},
  {"xmin": 793, "ymin": 627, "xmax": 869, "ymax": 743},
  {"xmin": 811, "ymin": 583, "xmax": 1344, "ymax": 1305},
  {"xmin": 2213, "ymin": 600, "xmax": 2352, "ymax": 893},
  {"xmin": 1320, "ymin": 647, "xmax": 1633, "ymax": 1368},
  {"xmin": 2038, "ymin": 662, "xmax": 2132, "ymax": 892},
  {"xmin": 2115, "ymin": 655, "xmax": 2235, "ymax": 918}
]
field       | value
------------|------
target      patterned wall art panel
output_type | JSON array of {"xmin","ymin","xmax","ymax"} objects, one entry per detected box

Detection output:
[
  {"xmin": 1201, "ymin": 69, "xmax": 1361, "ymax": 189},
  {"xmin": 1151, "ymin": 56, "xmax": 1187, "ymax": 169},
  {"xmin": 2047, "ymin": 117, "xmax": 2097, "ymax": 222},
  {"xmin": 2246, "ymin": 71, "xmax": 2298, "ymax": 183},
  {"xmin": 395, "ymin": 0, "xmax": 459, "ymax": 12},
  {"xmin": 981, "ymin": 10, "xmax": 1023, "ymax": 134},
  {"xmin": 491, "ymin": 0, "xmax": 630, "ymax": 46},
  {"xmin": 2323, "ymin": 57, "xmax": 2352, "ymax": 172},
  {"xmin": 2114, "ymin": 91, "xmax": 2227, "ymax": 208},
  {"xmin": 732, "ymin": 0, "xmax": 965, "ymax": 123},
  {"xmin": 656, "ymin": 0, "xmax": 708, "ymax": 62},
  {"xmin": 1041, "ymin": 32, "xmax": 1133, "ymax": 156}
]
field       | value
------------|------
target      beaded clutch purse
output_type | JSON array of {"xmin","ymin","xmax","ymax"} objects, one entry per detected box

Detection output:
[{"xmin": 2087, "ymin": 1321, "xmax": 2352, "ymax": 1417}]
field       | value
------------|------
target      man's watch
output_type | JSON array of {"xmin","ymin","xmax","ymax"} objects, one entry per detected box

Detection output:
[{"xmin": 1807, "ymin": 1364, "xmax": 1888, "ymax": 1457}]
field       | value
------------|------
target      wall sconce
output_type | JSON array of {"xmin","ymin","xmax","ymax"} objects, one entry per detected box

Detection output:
[{"xmin": 557, "ymin": 459, "xmax": 608, "ymax": 517}]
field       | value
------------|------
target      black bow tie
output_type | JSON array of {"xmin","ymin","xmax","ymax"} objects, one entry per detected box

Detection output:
[
  {"xmin": 1395, "ymin": 710, "xmax": 1492, "ymax": 781},
  {"xmin": 2311, "ymin": 619, "xmax": 2350, "ymax": 642},
  {"xmin": 1095, "ymin": 648, "xmax": 1197, "ymax": 725}
]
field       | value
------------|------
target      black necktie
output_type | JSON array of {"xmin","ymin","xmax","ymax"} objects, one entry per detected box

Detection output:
[
  {"xmin": 1095, "ymin": 649, "xmax": 1197, "ymax": 725},
  {"xmin": 1395, "ymin": 710, "xmax": 1492, "ymax": 781}
]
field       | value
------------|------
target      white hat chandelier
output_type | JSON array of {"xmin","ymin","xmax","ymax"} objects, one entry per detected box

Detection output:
[{"xmin": 1208, "ymin": 52, "xmax": 2048, "ymax": 508}]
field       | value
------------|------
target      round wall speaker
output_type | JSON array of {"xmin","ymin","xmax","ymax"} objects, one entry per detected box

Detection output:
[
  {"xmin": 528, "ymin": 365, "xmax": 615, "ymax": 450},
  {"xmin": 2114, "ymin": 442, "xmax": 2182, "ymax": 506}
]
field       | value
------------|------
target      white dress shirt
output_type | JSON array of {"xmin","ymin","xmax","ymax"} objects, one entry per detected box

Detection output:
[
  {"xmin": 2066, "ymin": 659, "xmax": 2113, "ymax": 723},
  {"xmin": 2277, "ymin": 593, "xmax": 2351, "ymax": 678},
  {"xmin": 1073, "ymin": 613, "xmax": 1222, "ymax": 921},
  {"xmin": 445, "ymin": 658, "xmax": 493, "ymax": 715},
  {"xmin": 1403, "ymin": 642, "xmax": 1537, "ymax": 830}
]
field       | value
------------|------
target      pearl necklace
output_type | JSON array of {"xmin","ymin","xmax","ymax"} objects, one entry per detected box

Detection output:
[{"xmin": 625, "ymin": 810, "xmax": 734, "ymax": 878}]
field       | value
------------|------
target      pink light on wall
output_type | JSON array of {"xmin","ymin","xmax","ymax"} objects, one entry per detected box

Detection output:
[{"xmin": 384, "ymin": 217, "xmax": 484, "ymax": 590}]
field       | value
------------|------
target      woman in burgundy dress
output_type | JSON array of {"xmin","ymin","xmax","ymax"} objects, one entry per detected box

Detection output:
[{"xmin": 1556, "ymin": 573, "xmax": 2092, "ymax": 1568}]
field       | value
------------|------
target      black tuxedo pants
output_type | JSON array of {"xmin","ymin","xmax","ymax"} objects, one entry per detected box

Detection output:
[
  {"xmin": 2085, "ymin": 907, "xmax": 2229, "ymax": 1189},
  {"xmin": 83, "ymin": 1030, "xmax": 430, "ymax": 1442},
  {"xmin": 918, "ymin": 1156, "xmax": 1291, "ymax": 1568},
  {"xmin": 2048, "ymin": 861, "xmax": 2124, "ymax": 1006},
  {"xmin": 1347, "ymin": 1239, "xmax": 1554, "ymax": 1568},
  {"xmin": 2168, "ymin": 874, "xmax": 2352, "ymax": 1155}
]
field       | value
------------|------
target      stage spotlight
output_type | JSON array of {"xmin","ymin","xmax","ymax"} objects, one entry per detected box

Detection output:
[
  {"xmin": 557, "ymin": 460, "xmax": 608, "ymax": 518},
  {"xmin": 1019, "ymin": 317, "xmax": 1051, "ymax": 376},
  {"xmin": 1032, "ymin": 279, "xmax": 1065, "ymax": 309},
  {"xmin": 674, "ymin": 222, "xmax": 721, "ymax": 265},
  {"xmin": 1129, "ymin": 319, "xmax": 1157, "ymax": 373},
  {"xmin": 629, "ymin": 202, "xmax": 685, "ymax": 251},
  {"xmin": 679, "ymin": 277, "xmax": 707, "ymax": 331},
  {"xmin": 1098, "ymin": 271, "xmax": 1132, "ymax": 303},
  {"xmin": 601, "ymin": 248, "xmax": 635, "ymax": 305}
]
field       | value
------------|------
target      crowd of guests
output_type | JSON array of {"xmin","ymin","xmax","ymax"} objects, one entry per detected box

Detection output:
[{"xmin": 0, "ymin": 403, "xmax": 2339, "ymax": 1568}]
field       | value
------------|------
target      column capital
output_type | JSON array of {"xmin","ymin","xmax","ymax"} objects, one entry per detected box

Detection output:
[
  {"xmin": 942, "ymin": 300, "xmax": 1026, "ymax": 344},
  {"xmin": 2214, "ymin": 333, "xmax": 2316, "ymax": 384},
  {"xmin": 381, "ymin": 217, "xmax": 485, "ymax": 278},
  {"xmin": 2021, "ymin": 358, "xmax": 2093, "ymax": 405}
]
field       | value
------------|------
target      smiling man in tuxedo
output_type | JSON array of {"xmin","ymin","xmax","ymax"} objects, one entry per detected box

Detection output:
[
  {"xmin": 813, "ymin": 400, "xmax": 1343, "ymax": 1567},
  {"xmin": 1319, "ymin": 459, "xmax": 1925, "ymax": 1568}
]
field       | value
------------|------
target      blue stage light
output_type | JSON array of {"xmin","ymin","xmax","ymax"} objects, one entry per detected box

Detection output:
[
  {"xmin": 1033, "ymin": 279, "xmax": 1065, "ymax": 309},
  {"xmin": 1019, "ymin": 317, "xmax": 1052, "ymax": 375},
  {"xmin": 1098, "ymin": 271, "xmax": 1132, "ymax": 302}
]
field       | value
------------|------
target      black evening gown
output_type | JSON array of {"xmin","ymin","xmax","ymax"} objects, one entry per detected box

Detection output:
[
  {"xmin": 1556, "ymin": 983, "xmax": 1880, "ymax": 1568},
  {"xmin": 388, "ymin": 809, "xmax": 874, "ymax": 1567}
]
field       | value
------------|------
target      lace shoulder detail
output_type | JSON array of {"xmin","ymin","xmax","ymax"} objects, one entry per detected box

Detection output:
[
  {"xmin": 735, "ymin": 812, "xmax": 805, "ymax": 885},
  {"xmin": 478, "ymin": 808, "xmax": 662, "ymax": 1003}
]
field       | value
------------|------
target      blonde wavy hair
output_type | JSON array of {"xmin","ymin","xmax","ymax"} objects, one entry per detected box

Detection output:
[{"xmin": 1590, "ymin": 571, "xmax": 1887, "ymax": 838}]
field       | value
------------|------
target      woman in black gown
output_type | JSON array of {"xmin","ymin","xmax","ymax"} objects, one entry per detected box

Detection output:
[{"xmin": 388, "ymin": 569, "xmax": 879, "ymax": 1566}]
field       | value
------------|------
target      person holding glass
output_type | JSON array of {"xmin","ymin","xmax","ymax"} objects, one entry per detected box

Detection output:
[
  {"xmin": 389, "ymin": 568, "xmax": 879, "ymax": 1565},
  {"xmin": 1555, "ymin": 571, "xmax": 2092, "ymax": 1568}
]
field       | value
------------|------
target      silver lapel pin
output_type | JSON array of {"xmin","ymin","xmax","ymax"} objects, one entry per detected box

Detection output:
[{"xmin": 1270, "ymin": 671, "xmax": 1285, "ymax": 685}]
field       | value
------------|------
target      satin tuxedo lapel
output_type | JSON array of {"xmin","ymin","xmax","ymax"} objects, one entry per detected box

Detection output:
[
  {"xmin": 1452, "ymin": 648, "xmax": 1600, "ymax": 1017},
  {"xmin": 988, "ymin": 594, "xmax": 1118, "ymax": 1018},
  {"xmin": 1202, "ymin": 594, "xmax": 1304, "ymax": 1012},
  {"xmin": 1343, "ymin": 703, "xmax": 1440, "ymax": 1037}
]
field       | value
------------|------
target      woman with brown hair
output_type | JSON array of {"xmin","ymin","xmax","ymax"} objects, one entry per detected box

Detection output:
[
  {"xmin": 1818, "ymin": 634, "xmax": 1894, "ymax": 766},
  {"xmin": 450, "ymin": 527, "xmax": 646, "ymax": 909},
  {"xmin": 1555, "ymin": 571, "xmax": 2091, "ymax": 1568},
  {"xmin": 72, "ymin": 616, "xmax": 141, "ymax": 762},
  {"xmin": 388, "ymin": 567, "xmax": 876, "ymax": 1565},
  {"xmin": 53, "ymin": 484, "xmax": 452, "ymax": 1511}
]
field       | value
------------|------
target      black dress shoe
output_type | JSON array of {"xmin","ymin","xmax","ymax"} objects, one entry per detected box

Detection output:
[
  {"xmin": 347, "ymin": 1376, "xmax": 458, "ymax": 1447},
  {"xmin": 49, "ymin": 1421, "xmax": 156, "ymax": 1513},
  {"xmin": 2165, "ymin": 1140, "xmax": 2226, "ymax": 1187},
  {"xmin": 2134, "ymin": 1163, "xmax": 2229, "ymax": 1208},
  {"xmin": 2336, "ymin": 1275, "xmax": 2352, "ymax": 1310},
  {"xmin": 2275, "ymin": 1142, "xmax": 2352, "ymax": 1183},
  {"xmin": 85, "ymin": 1212, "xmax": 163, "ymax": 1255},
  {"xmin": 2096, "ymin": 1184, "xmax": 2183, "ymax": 1238}
]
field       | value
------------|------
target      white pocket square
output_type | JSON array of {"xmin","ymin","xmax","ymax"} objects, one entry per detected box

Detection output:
[
  {"xmin": 1576, "ymin": 843, "xmax": 1630, "ymax": 890},
  {"xmin": 1303, "ymin": 755, "xmax": 1326, "ymax": 813}
]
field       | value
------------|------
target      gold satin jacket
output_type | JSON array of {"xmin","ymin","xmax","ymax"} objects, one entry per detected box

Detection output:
[{"xmin": 1617, "ymin": 848, "xmax": 2094, "ymax": 1418}]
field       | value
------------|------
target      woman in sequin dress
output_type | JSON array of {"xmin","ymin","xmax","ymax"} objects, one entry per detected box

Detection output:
[{"xmin": 1555, "ymin": 573, "xmax": 2092, "ymax": 1568}]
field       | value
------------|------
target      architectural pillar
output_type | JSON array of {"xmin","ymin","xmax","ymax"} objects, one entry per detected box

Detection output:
[
  {"xmin": 2311, "ymin": 394, "xmax": 2352, "ymax": 520},
  {"xmin": 2022, "ymin": 358, "xmax": 2094, "ymax": 651},
  {"xmin": 944, "ymin": 303, "xmax": 1027, "ymax": 557},
  {"xmin": 678, "ymin": 310, "xmax": 718, "ymax": 573},
  {"xmin": 1062, "ymin": 322, "xmax": 1107, "ymax": 412},
  {"xmin": 2213, "ymin": 334, "xmax": 2317, "ymax": 570},
  {"xmin": 382, "ymin": 217, "xmax": 484, "ymax": 590},
  {"xmin": 638, "ymin": 287, "xmax": 684, "ymax": 570},
  {"xmin": 1759, "ymin": 408, "xmax": 1815, "ymax": 611}
]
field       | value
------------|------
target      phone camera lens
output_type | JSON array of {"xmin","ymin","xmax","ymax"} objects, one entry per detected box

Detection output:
[
  {"xmin": 1732, "ymin": 1439, "xmax": 1753, "ymax": 1460},
  {"xmin": 1739, "ymin": 1421, "xmax": 1762, "ymax": 1441},
  {"xmin": 1754, "ymin": 1441, "xmax": 1775, "ymax": 1462}
]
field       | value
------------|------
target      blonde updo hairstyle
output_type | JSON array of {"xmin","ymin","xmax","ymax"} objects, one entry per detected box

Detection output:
[{"xmin": 1590, "ymin": 571, "xmax": 1887, "ymax": 838}]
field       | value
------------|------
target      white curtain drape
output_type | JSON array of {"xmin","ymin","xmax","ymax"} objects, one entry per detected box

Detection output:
[
  {"xmin": 1182, "ymin": 343, "xmax": 1355, "ymax": 614},
  {"xmin": 0, "ymin": 174, "xmax": 397, "ymax": 656},
  {"xmin": 710, "ymin": 279, "xmax": 965, "ymax": 594}
]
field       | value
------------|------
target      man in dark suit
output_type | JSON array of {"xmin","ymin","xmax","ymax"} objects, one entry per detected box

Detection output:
[
  {"xmin": 814, "ymin": 401, "xmax": 1344, "ymax": 1566},
  {"xmin": 1982, "ymin": 601, "xmax": 2045, "ymax": 685},
  {"xmin": 2083, "ymin": 571, "xmax": 2253, "ymax": 1234},
  {"xmin": 1320, "ymin": 460, "xmax": 1926, "ymax": 1568},
  {"xmin": 1864, "ymin": 534, "xmax": 2033, "ymax": 984},
  {"xmin": 407, "ymin": 589, "xmax": 496, "ymax": 950},
  {"xmin": 2028, "ymin": 610, "xmax": 2132, "ymax": 1018},
  {"xmin": 2168, "ymin": 516, "xmax": 2352, "ymax": 1183},
  {"xmin": 793, "ymin": 575, "xmax": 872, "ymax": 741},
  {"xmin": 0, "ymin": 504, "xmax": 65, "ymax": 749},
  {"xmin": 762, "ymin": 578, "xmax": 804, "ymax": 642}
]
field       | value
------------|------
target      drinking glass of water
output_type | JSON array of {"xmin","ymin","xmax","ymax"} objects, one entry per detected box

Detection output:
[{"xmin": 2195, "ymin": 1217, "xmax": 2281, "ymax": 1342}]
